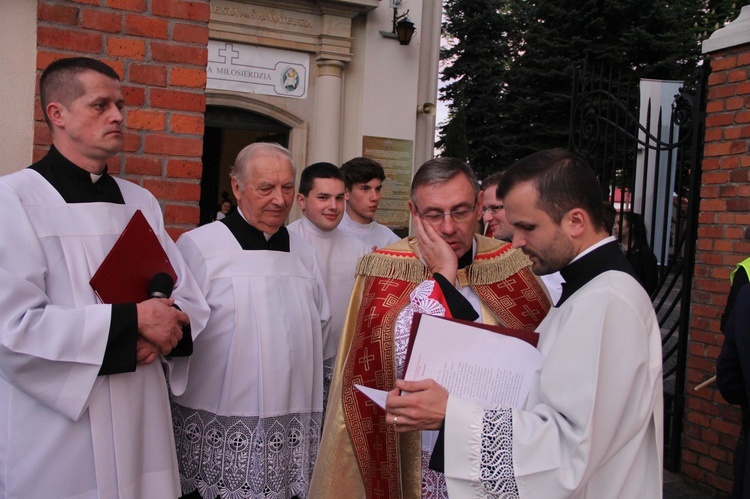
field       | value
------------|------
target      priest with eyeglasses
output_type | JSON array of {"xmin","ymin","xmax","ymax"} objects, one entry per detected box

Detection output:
[{"xmin": 310, "ymin": 157, "xmax": 550, "ymax": 499}]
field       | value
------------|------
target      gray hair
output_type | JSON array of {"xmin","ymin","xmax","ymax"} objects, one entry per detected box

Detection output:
[
  {"xmin": 230, "ymin": 142, "xmax": 295, "ymax": 188},
  {"xmin": 410, "ymin": 157, "xmax": 479, "ymax": 203}
]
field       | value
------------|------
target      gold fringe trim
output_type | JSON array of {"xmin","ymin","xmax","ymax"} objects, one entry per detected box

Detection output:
[
  {"xmin": 355, "ymin": 235, "xmax": 533, "ymax": 286},
  {"xmin": 462, "ymin": 247, "xmax": 533, "ymax": 286},
  {"xmin": 355, "ymin": 250, "xmax": 430, "ymax": 283}
]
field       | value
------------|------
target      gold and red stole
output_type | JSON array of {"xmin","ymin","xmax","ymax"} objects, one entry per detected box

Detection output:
[{"xmin": 310, "ymin": 236, "xmax": 550, "ymax": 499}]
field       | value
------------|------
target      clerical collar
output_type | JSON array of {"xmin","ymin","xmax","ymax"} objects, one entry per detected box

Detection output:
[
  {"xmin": 556, "ymin": 238, "xmax": 636, "ymax": 307},
  {"xmin": 221, "ymin": 209, "xmax": 290, "ymax": 252},
  {"xmin": 29, "ymin": 145, "xmax": 124, "ymax": 204},
  {"xmin": 569, "ymin": 236, "xmax": 615, "ymax": 264},
  {"xmin": 457, "ymin": 241, "xmax": 475, "ymax": 269}
]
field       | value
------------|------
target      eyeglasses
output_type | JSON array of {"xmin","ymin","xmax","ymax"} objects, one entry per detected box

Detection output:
[
  {"xmin": 417, "ymin": 204, "xmax": 476, "ymax": 226},
  {"xmin": 482, "ymin": 205, "xmax": 502, "ymax": 214}
]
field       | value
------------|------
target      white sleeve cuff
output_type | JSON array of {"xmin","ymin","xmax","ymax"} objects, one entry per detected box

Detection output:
[{"xmin": 444, "ymin": 395, "xmax": 486, "ymax": 497}]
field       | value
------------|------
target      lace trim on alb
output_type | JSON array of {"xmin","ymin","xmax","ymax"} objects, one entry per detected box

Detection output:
[
  {"xmin": 172, "ymin": 404, "xmax": 322, "ymax": 499},
  {"xmin": 395, "ymin": 279, "xmax": 451, "ymax": 497},
  {"xmin": 478, "ymin": 408, "xmax": 519, "ymax": 498},
  {"xmin": 422, "ymin": 449, "xmax": 449, "ymax": 498},
  {"xmin": 394, "ymin": 280, "xmax": 447, "ymax": 378}
]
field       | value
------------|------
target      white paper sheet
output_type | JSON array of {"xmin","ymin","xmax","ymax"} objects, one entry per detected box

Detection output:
[
  {"xmin": 355, "ymin": 314, "xmax": 543, "ymax": 409},
  {"xmin": 355, "ymin": 384, "xmax": 388, "ymax": 410}
]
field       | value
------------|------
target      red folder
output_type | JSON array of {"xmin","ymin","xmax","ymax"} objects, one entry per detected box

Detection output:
[
  {"xmin": 89, "ymin": 210, "xmax": 177, "ymax": 304},
  {"xmin": 403, "ymin": 312, "xmax": 540, "ymax": 374}
]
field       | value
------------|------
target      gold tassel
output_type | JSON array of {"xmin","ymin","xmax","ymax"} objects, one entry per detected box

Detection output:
[
  {"xmin": 355, "ymin": 235, "xmax": 533, "ymax": 286},
  {"xmin": 464, "ymin": 249, "xmax": 532, "ymax": 285},
  {"xmin": 355, "ymin": 252, "xmax": 430, "ymax": 283}
]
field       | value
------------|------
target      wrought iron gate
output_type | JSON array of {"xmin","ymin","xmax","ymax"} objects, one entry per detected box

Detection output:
[{"xmin": 569, "ymin": 62, "xmax": 706, "ymax": 471}]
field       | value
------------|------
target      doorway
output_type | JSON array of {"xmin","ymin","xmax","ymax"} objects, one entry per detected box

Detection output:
[{"xmin": 200, "ymin": 105, "xmax": 290, "ymax": 225}]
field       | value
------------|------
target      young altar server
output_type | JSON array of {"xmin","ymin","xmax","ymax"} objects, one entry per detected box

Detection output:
[
  {"xmin": 338, "ymin": 156, "xmax": 400, "ymax": 250},
  {"xmin": 287, "ymin": 162, "xmax": 371, "ymax": 399}
]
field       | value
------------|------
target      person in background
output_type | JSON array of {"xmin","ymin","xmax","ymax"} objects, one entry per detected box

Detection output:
[
  {"xmin": 287, "ymin": 162, "xmax": 371, "ymax": 408},
  {"xmin": 480, "ymin": 171, "xmax": 510, "ymax": 240},
  {"xmin": 215, "ymin": 198, "xmax": 232, "ymax": 221},
  {"xmin": 602, "ymin": 201, "xmax": 616, "ymax": 234},
  {"xmin": 171, "ymin": 142, "xmax": 330, "ymax": 499},
  {"xmin": 717, "ymin": 257, "xmax": 750, "ymax": 498},
  {"xmin": 615, "ymin": 211, "xmax": 659, "ymax": 295},
  {"xmin": 0, "ymin": 56, "xmax": 208, "ymax": 498},
  {"xmin": 338, "ymin": 156, "xmax": 400, "ymax": 250},
  {"xmin": 384, "ymin": 149, "xmax": 663, "ymax": 498}
]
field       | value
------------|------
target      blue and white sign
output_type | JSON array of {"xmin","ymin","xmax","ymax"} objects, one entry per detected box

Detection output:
[{"xmin": 207, "ymin": 40, "xmax": 309, "ymax": 99}]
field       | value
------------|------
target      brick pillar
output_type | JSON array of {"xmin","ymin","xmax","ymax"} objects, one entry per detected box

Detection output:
[
  {"xmin": 35, "ymin": 0, "xmax": 209, "ymax": 238},
  {"xmin": 683, "ymin": 5, "xmax": 750, "ymax": 494}
]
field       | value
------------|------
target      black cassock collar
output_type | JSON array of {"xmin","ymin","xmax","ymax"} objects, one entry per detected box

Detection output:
[
  {"xmin": 221, "ymin": 210, "xmax": 290, "ymax": 252},
  {"xmin": 556, "ymin": 240, "xmax": 636, "ymax": 307},
  {"xmin": 457, "ymin": 245, "xmax": 473, "ymax": 270},
  {"xmin": 30, "ymin": 145, "xmax": 124, "ymax": 204}
]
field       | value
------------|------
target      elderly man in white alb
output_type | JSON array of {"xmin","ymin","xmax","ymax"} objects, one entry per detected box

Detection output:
[
  {"xmin": 385, "ymin": 149, "xmax": 663, "ymax": 498},
  {"xmin": 171, "ymin": 143, "xmax": 331, "ymax": 499}
]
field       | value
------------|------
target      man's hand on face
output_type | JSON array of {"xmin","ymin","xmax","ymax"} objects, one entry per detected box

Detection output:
[
  {"xmin": 136, "ymin": 298, "xmax": 189, "ymax": 356},
  {"xmin": 414, "ymin": 216, "xmax": 459, "ymax": 284}
]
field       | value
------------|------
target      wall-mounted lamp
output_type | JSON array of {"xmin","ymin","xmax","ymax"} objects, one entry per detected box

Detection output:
[{"xmin": 379, "ymin": 6, "xmax": 417, "ymax": 45}]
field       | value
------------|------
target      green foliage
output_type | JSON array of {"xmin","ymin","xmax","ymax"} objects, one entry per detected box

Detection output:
[
  {"xmin": 438, "ymin": 0, "xmax": 519, "ymax": 178},
  {"xmin": 436, "ymin": 94, "xmax": 469, "ymax": 162},
  {"xmin": 437, "ymin": 0, "xmax": 746, "ymax": 177}
]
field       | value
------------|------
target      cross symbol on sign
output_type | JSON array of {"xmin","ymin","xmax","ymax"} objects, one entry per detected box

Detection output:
[{"xmin": 218, "ymin": 43, "xmax": 240, "ymax": 64}]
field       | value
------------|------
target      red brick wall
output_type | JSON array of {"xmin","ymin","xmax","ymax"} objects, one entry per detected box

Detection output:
[
  {"xmin": 683, "ymin": 43, "xmax": 750, "ymax": 493},
  {"xmin": 35, "ymin": 0, "xmax": 209, "ymax": 238}
]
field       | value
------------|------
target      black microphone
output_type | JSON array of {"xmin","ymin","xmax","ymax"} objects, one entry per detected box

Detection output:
[{"xmin": 148, "ymin": 272, "xmax": 174, "ymax": 299}]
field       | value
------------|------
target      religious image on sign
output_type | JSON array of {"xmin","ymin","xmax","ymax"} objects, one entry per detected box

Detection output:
[{"xmin": 282, "ymin": 67, "xmax": 299, "ymax": 92}]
